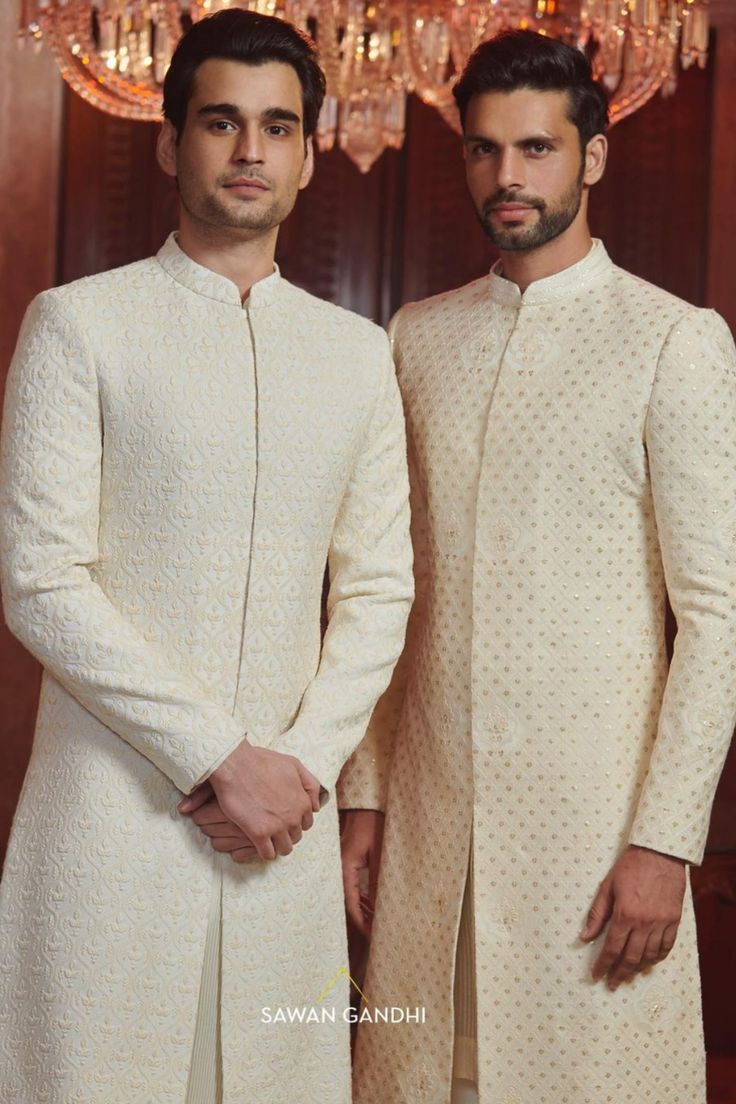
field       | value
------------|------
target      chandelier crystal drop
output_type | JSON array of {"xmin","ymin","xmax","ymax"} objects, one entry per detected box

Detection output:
[{"xmin": 18, "ymin": 1, "xmax": 711, "ymax": 173}]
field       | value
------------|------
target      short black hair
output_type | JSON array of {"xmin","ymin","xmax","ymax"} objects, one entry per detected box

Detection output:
[
  {"xmin": 163, "ymin": 9, "xmax": 326, "ymax": 141},
  {"xmin": 453, "ymin": 30, "xmax": 609, "ymax": 150}
]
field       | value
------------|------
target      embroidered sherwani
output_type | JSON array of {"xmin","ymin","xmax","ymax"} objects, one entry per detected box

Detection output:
[
  {"xmin": 0, "ymin": 234, "xmax": 413, "ymax": 1104},
  {"xmin": 340, "ymin": 242, "xmax": 736, "ymax": 1104}
]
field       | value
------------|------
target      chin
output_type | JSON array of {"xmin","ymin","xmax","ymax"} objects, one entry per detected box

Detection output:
[{"xmin": 481, "ymin": 223, "xmax": 531, "ymax": 251}]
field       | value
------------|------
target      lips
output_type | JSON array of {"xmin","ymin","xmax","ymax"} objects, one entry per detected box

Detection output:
[
  {"xmin": 224, "ymin": 179, "xmax": 269, "ymax": 190},
  {"xmin": 489, "ymin": 203, "xmax": 537, "ymax": 224}
]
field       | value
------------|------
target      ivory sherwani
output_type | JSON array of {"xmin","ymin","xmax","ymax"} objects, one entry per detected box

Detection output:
[
  {"xmin": 0, "ymin": 233, "xmax": 413, "ymax": 1103},
  {"xmin": 342, "ymin": 241, "xmax": 736, "ymax": 1104}
]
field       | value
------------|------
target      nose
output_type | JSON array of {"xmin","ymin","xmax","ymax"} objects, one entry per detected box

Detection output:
[
  {"xmin": 233, "ymin": 120, "xmax": 265, "ymax": 164},
  {"xmin": 496, "ymin": 147, "xmax": 524, "ymax": 191}
]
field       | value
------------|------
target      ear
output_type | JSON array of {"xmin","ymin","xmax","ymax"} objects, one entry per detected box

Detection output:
[
  {"xmin": 299, "ymin": 135, "xmax": 315, "ymax": 190},
  {"xmin": 156, "ymin": 120, "xmax": 179, "ymax": 179},
  {"xmin": 583, "ymin": 132, "xmax": 608, "ymax": 187}
]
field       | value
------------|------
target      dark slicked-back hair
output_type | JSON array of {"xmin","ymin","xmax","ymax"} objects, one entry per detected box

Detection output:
[
  {"xmin": 163, "ymin": 9, "xmax": 326, "ymax": 141},
  {"xmin": 453, "ymin": 29, "xmax": 609, "ymax": 150}
]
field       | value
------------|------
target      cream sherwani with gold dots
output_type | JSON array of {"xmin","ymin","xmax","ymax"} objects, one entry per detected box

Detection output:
[
  {"xmin": 0, "ymin": 233, "xmax": 413, "ymax": 1103},
  {"xmin": 339, "ymin": 241, "xmax": 736, "ymax": 1104}
]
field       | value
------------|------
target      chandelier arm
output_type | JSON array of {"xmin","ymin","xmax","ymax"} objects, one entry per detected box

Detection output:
[
  {"xmin": 608, "ymin": 31, "xmax": 678, "ymax": 125},
  {"xmin": 19, "ymin": 0, "xmax": 711, "ymax": 167}
]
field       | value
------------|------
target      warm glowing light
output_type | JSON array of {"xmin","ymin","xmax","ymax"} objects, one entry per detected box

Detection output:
[{"xmin": 18, "ymin": 0, "xmax": 711, "ymax": 171}]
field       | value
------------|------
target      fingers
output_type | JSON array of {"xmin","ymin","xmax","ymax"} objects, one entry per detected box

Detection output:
[
  {"xmin": 231, "ymin": 820, "xmax": 277, "ymax": 862},
  {"xmin": 344, "ymin": 858, "xmax": 370, "ymax": 938},
  {"xmin": 271, "ymin": 830, "xmax": 295, "ymax": 858},
  {"xmin": 209, "ymin": 836, "xmax": 260, "ymax": 863},
  {"xmin": 295, "ymin": 760, "xmax": 322, "ymax": 813},
  {"xmin": 606, "ymin": 928, "xmax": 649, "ymax": 990},
  {"xmin": 360, "ymin": 892, "xmax": 375, "ymax": 927},
  {"xmin": 211, "ymin": 834, "xmax": 252, "ymax": 852},
  {"xmin": 581, "ymin": 875, "xmax": 615, "ymax": 943},
  {"xmin": 591, "ymin": 919, "xmax": 629, "ymax": 982},
  {"xmin": 301, "ymin": 807, "xmax": 314, "ymax": 832},
  {"xmin": 641, "ymin": 928, "xmax": 663, "ymax": 970},
  {"xmin": 177, "ymin": 780, "xmax": 215, "ymax": 815},
  {"xmin": 211, "ymin": 830, "xmax": 297, "ymax": 862},
  {"xmin": 593, "ymin": 922, "xmax": 678, "ymax": 989},
  {"xmin": 230, "ymin": 846, "xmax": 259, "ymax": 863},
  {"xmin": 657, "ymin": 922, "xmax": 679, "ymax": 963},
  {"xmin": 193, "ymin": 804, "xmax": 302, "ymax": 862},
  {"xmin": 254, "ymin": 835, "xmax": 276, "ymax": 862},
  {"xmin": 198, "ymin": 825, "xmax": 244, "ymax": 839},
  {"xmin": 191, "ymin": 799, "xmax": 232, "ymax": 827}
]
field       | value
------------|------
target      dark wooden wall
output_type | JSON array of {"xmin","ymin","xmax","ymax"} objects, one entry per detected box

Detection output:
[
  {"xmin": 0, "ymin": 0, "xmax": 62, "ymax": 873},
  {"xmin": 1, "ymin": 2, "xmax": 736, "ymax": 1068}
]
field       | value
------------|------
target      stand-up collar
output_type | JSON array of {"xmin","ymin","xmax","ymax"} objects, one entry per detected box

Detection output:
[
  {"xmin": 487, "ymin": 238, "xmax": 613, "ymax": 307},
  {"xmin": 155, "ymin": 231, "xmax": 281, "ymax": 308}
]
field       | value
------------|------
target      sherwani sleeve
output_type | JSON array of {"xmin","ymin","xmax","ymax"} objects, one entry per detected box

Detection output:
[
  {"xmin": 270, "ymin": 334, "xmax": 414, "ymax": 799},
  {"xmin": 0, "ymin": 291, "xmax": 246, "ymax": 794},
  {"xmin": 336, "ymin": 308, "xmax": 430, "ymax": 812},
  {"xmin": 629, "ymin": 306, "xmax": 736, "ymax": 865}
]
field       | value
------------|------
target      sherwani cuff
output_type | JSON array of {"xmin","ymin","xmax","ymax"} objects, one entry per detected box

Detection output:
[
  {"xmin": 336, "ymin": 747, "xmax": 388, "ymax": 812},
  {"xmin": 270, "ymin": 725, "xmax": 343, "ymax": 807},
  {"xmin": 191, "ymin": 728, "xmax": 248, "ymax": 791},
  {"xmin": 627, "ymin": 819, "xmax": 704, "ymax": 867}
]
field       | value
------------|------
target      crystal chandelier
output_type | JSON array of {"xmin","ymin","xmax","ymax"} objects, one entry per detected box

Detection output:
[{"xmin": 18, "ymin": 1, "xmax": 710, "ymax": 173}]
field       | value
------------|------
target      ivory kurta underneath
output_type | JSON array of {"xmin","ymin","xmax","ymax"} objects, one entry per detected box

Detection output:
[
  {"xmin": 0, "ymin": 234, "xmax": 414, "ymax": 1103},
  {"xmin": 339, "ymin": 242, "xmax": 736, "ymax": 1104}
]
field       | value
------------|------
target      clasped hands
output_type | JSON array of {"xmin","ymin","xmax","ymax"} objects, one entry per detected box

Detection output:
[{"xmin": 177, "ymin": 740, "xmax": 322, "ymax": 863}]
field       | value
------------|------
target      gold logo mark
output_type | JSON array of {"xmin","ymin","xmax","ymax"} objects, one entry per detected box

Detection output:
[{"xmin": 317, "ymin": 966, "xmax": 366, "ymax": 1005}]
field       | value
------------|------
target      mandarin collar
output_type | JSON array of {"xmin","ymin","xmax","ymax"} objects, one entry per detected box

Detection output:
[
  {"xmin": 155, "ymin": 231, "xmax": 281, "ymax": 308},
  {"xmin": 487, "ymin": 238, "xmax": 613, "ymax": 307}
]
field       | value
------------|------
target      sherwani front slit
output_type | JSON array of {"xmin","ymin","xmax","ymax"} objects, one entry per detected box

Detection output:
[
  {"xmin": 0, "ymin": 234, "xmax": 414, "ymax": 1103},
  {"xmin": 186, "ymin": 860, "xmax": 224, "ymax": 1104},
  {"xmin": 346, "ymin": 241, "xmax": 736, "ymax": 1104},
  {"xmin": 452, "ymin": 839, "xmax": 477, "ymax": 1085}
]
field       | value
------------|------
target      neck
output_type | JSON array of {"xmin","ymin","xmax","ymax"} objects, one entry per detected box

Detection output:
[
  {"xmin": 176, "ymin": 213, "xmax": 278, "ymax": 301},
  {"xmin": 498, "ymin": 220, "xmax": 593, "ymax": 294}
]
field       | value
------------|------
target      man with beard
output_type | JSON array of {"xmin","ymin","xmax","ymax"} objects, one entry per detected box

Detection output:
[
  {"xmin": 0, "ymin": 10, "xmax": 413, "ymax": 1103},
  {"xmin": 341, "ymin": 29, "xmax": 736, "ymax": 1104}
]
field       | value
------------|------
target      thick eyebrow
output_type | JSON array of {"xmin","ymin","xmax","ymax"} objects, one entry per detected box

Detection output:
[
  {"xmin": 463, "ymin": 132, "xmax": 563, "ymax": 146},
  {"xmin": 197, "ymin": 102, "xmax": 240, "ymax": 118},
  {"xmin": 197, "ymin": 102, "xmax": 302, "ymax": 126},
  {"xmin": 262, "ymin": 106, "xmax": 302, "ymax": 126}
]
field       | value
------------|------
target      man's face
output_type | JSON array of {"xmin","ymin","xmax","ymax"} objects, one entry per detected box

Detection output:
[
  {"xmin": 463, "ymin": 87, "xmax": 589, "ymax": 252},
  {"xmin": 161, "ymin": 57, "xmax": 313, "ymax": 238}
]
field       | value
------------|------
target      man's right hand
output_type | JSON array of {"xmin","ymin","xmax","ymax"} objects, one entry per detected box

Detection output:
[{"xmin": 178, "ymin": 740, "xmax": 322, "ymax": 862}]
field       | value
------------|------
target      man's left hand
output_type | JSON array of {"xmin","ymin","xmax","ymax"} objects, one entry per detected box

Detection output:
[
  {"xmin": 581, "ymin": 844, "xmax": 686, "ymax": 990},
  {"xmin": 340, "ymin": 809, "xmax": 385, "ymax": 939},
  {"xmin": 179, "ymin": 781, "xmax": 259, "ymax": 863}
]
